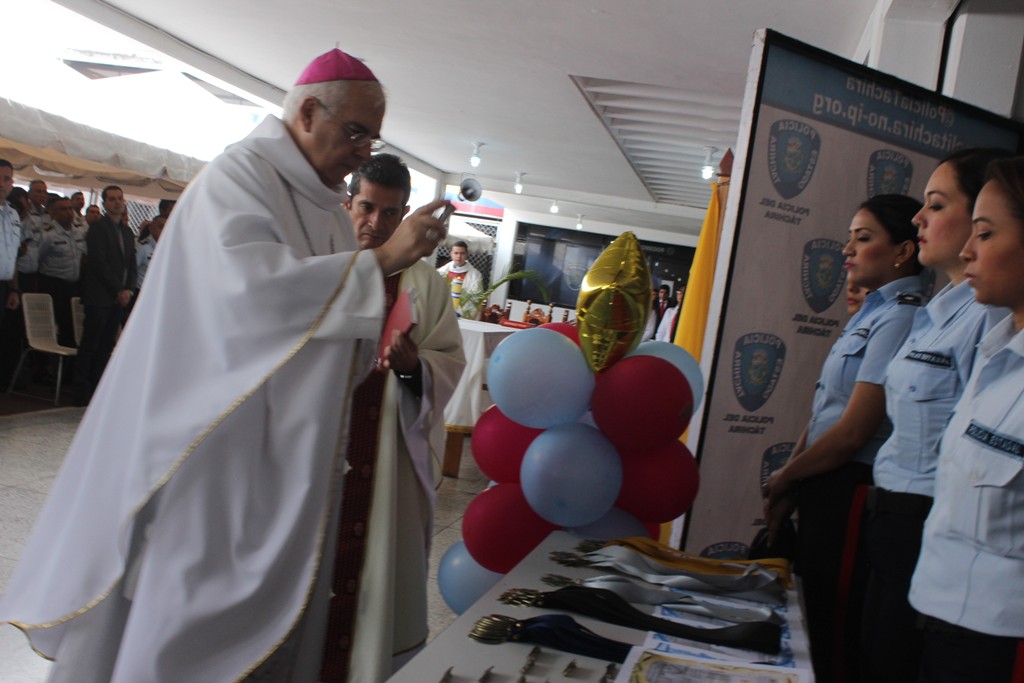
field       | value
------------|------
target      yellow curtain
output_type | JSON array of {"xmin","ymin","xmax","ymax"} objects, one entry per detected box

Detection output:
[
  {"xmin": 672, "ymin": 180, "xmax": 727, "ymax": 360},
  {"xmin": 660, "ymin": 179, "xmax": 728, "ymax": 545}
]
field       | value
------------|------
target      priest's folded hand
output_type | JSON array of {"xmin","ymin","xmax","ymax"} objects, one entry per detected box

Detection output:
[{"xmin": 382, "ymin": 330, "xmax": 419, "ymax": 373}]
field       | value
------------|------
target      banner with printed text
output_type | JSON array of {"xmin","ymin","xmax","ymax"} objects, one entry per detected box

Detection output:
[{"xmin": 684, "ymin": 31, "xmax": 1022, "ymax": 557}]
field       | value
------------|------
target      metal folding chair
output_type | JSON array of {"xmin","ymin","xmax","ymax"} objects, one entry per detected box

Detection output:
[{"xmin": 6, "ymin": 293, "xmax": 78, "ymax": 405}]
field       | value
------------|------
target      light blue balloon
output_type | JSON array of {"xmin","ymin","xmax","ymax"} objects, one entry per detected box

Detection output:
[
  {"xmin": 488, "ymin": 328, "xmax": 595, "ymax": 429},
  {"xmin": 628, "ymin": 340, "xmax": 705, "ymax": 410},
  {"xmin": 520, "ymin": 423, "xmax": 622, "ymax": 527},
  {"xmin": 569, "ymin": 507, "xmax": 649, "ymax": 541},
  {"xmin": 437, "ymin": 540, "xmax": 504, "ymax": 615}
]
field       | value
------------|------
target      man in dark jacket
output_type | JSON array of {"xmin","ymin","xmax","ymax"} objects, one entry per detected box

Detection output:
[{"xmin": 75, "ymin": 185, "xmax": 136, "ymax": 404}]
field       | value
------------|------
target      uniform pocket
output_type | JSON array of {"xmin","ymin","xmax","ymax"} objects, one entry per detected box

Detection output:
[
  {"xmin": 949, "ymin": 442, "xmax": 1024, "ymax": 558},
  {"xmin": 907, "ymin": 363, "xmax": 957, "ymax": 402}
]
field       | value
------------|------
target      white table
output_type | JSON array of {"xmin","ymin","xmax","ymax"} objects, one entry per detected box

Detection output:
[
  {"xmin": 386, "ymin": 531, "xmax": 813, "ymax": 682},
  {"xmin": 442, "ymin": 318, "xmax": 516, "ymax": 477},
  {"xmin": 387, "ymin": 532, "xmax": 644, "ymax": 682}
]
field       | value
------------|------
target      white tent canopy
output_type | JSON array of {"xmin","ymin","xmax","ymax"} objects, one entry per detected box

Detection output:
[{"xmin": 0, "ymin": 97, "xmax": 206, "ymax": 199}]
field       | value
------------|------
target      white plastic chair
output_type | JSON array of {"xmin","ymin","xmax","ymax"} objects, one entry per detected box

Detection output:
[
  {"xmin": 70, "ymin": 296, "xmax": 85, "ymax": 347},
  {"xmin": 6, "ymin": 293, "xmax": 78, "ymax": 405}
]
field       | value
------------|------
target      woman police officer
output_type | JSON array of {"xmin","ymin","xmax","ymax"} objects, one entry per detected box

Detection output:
[
  {"xmin": 860, "ymin": 148, "xmax": 1012, "ymax": 682},
  {"xmin": 910, "ymin": 156, "xmax": 1024, "ymax": 683},
  {"xmin": 763, "ymin": 193, "xmax": 926, "ymax": 681}
]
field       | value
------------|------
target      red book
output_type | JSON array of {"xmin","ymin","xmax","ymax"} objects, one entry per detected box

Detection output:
[{"xmin": 379, "ymin": 287, "xmax": 419, "ymax": 361}]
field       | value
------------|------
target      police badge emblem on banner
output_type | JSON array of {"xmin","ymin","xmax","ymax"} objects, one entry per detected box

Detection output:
[
  {"xmin": 767, "ymin": 119, "xmax": 820, "ymax": 199},
  {"xmin": 867, "ymin": 149, "xmax": 913, "ymax": 196},
  {"xmin": 801, "ymin": 238, "xmax": 846, "ymax": 313},
  {"xmin": 732, "ymin": 332, "xmax": 787, "ymax": 412}
]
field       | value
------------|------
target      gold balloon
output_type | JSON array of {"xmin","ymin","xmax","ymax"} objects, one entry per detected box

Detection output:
[{"xmin": 576, "ymin": 232, "xmax": 653, "ymax": 373}]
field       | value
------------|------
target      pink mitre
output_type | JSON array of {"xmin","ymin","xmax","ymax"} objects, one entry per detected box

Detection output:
[{"xmin": 295, "ymin": 48, "xmax": 378, "ymax": 84}]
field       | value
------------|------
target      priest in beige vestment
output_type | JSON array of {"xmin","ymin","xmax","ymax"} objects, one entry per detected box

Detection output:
[{"xmin": 318, "ymin": 153, "xmax": 464, "ymax": 682}]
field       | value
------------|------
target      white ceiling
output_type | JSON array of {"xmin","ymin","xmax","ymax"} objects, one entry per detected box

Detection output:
[{"xmin": 54, "ymin": 0, "xmax": 884, "ymax": 239}]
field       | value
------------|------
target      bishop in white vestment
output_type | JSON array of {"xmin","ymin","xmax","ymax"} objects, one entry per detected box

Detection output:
[{"xmin": 0, "ymin": 49, "xmax": 450, "ymax": 683}]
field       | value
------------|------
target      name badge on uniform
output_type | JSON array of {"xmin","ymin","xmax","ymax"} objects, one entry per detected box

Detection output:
[
  {"xmin": 964, "ymin": 420, "xmax": 1024, "ymax": 459},
  {"xmin": 906, "ymin": 350, "xmax": 953, "ymax": 368}
]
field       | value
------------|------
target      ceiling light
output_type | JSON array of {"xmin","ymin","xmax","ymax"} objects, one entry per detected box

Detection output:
[
  {"xmin": 550, "ymin": 200, "xmax": 559, "ymax": 214},
  {"xmin": 701, "ymin": 146, "xmax": 717, "ymax": 180},
  {"xmin": 514, "ymin": 172, "xmax": 524, "ymax": 194},
  {"xmin": 575, "ymin": 214, "xmax": 584, "ymax": 230},
  {"xmin": 470, "ymin": 142, "xmax": 484, "ymax": 168}
]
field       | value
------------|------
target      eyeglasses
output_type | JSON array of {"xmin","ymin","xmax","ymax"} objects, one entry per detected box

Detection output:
[{"xmin": 315, "ymin": 99, "xmax": 386, "ymax": 152}]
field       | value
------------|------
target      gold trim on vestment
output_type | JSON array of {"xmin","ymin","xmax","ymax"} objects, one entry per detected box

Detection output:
[
  {"xmin": 230, "ymin": 255, "xmax": 367, "ymax": 681},
  {"xmin": 444, "ymin": 424, "xmax": 473, "ymax": 433},
  {"xmin": 234, "ymin": 339, "xmax": 365, "ymax": 682}
]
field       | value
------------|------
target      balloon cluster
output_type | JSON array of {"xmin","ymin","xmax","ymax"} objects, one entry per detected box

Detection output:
[{"xmin": 438, "ymin": 233, "xmax": 704, "ymax": 614}]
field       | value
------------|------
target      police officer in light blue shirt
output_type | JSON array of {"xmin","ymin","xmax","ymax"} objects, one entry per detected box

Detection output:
[
  {"xmin": 16, "ymin": 179, "xmax": 48, "ymax": 281},
  {"xmin": 763, "ymin": 194, "xmax": 925, "ymax": 682},
  {"xmin": 873, "ymin": 282, "xmax": 999, "ymax": 493},
  {"xmin": 806, "ymin": 274, "xmax": 926, "ymax": 465},
  {"xmin": 910, "ymin": 156, "xmax": 1024, "ymax": 683},
  {"xmin": 38, "ymin": 202, "xmax": 88, "ymax": 283},
  {"xmin": 124, "ymin": 214, "xmax": 166, "ymax": 322},
  {"xmin": 134, "ymin": 215, "xmax": 165, "ymax": 292},
  {"xmin": 860, "ymin": 149, "xmax": 1012, "ymax": 683},
  {"xmin": 37, "ymin": 195, "xmax": 88, "ymax": 350},
  {"xmin": 0, "ymin": 159, "xmax": 22, "ymax": 325}
]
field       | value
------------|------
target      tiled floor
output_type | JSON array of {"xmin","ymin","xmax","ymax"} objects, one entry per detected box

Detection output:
[{"xmin": 0, "ymin": 407, "xmax": 487, "ymax": 681}]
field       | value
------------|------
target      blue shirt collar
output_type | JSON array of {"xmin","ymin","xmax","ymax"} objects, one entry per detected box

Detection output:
[
  {"xmin": 926, "ymin": 278, "xmax": 975, "ymax": 327},
  {"xmin": 980, "ymin": 315, "xmax": 1024, "ymax": 362},
  {"xmin": 852, "ymin": 274, "xmax": 925, "ymax": 324}
]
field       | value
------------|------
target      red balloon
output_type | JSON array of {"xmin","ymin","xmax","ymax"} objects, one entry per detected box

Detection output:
[
  {"xmin": 462, "ymin": 483, "xmax": 558, "ymax": 573},
  {"xmin": 471, "ymin": 406, "xmax": 544, "ymax": 483},
  {"xmin": 616, "ymin": 440, "xmax": 700, "ymax": 523},
  {"xmin": 644, "ymin": 521, "xmax": 662, "ymax": 540},
  {"xmin": 538, "ymin": 322, "xmax": 580, "ymax": 347},
  {"xmin": 591, "ymin": 355, "xmax": 693, "ymax": 451}
]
